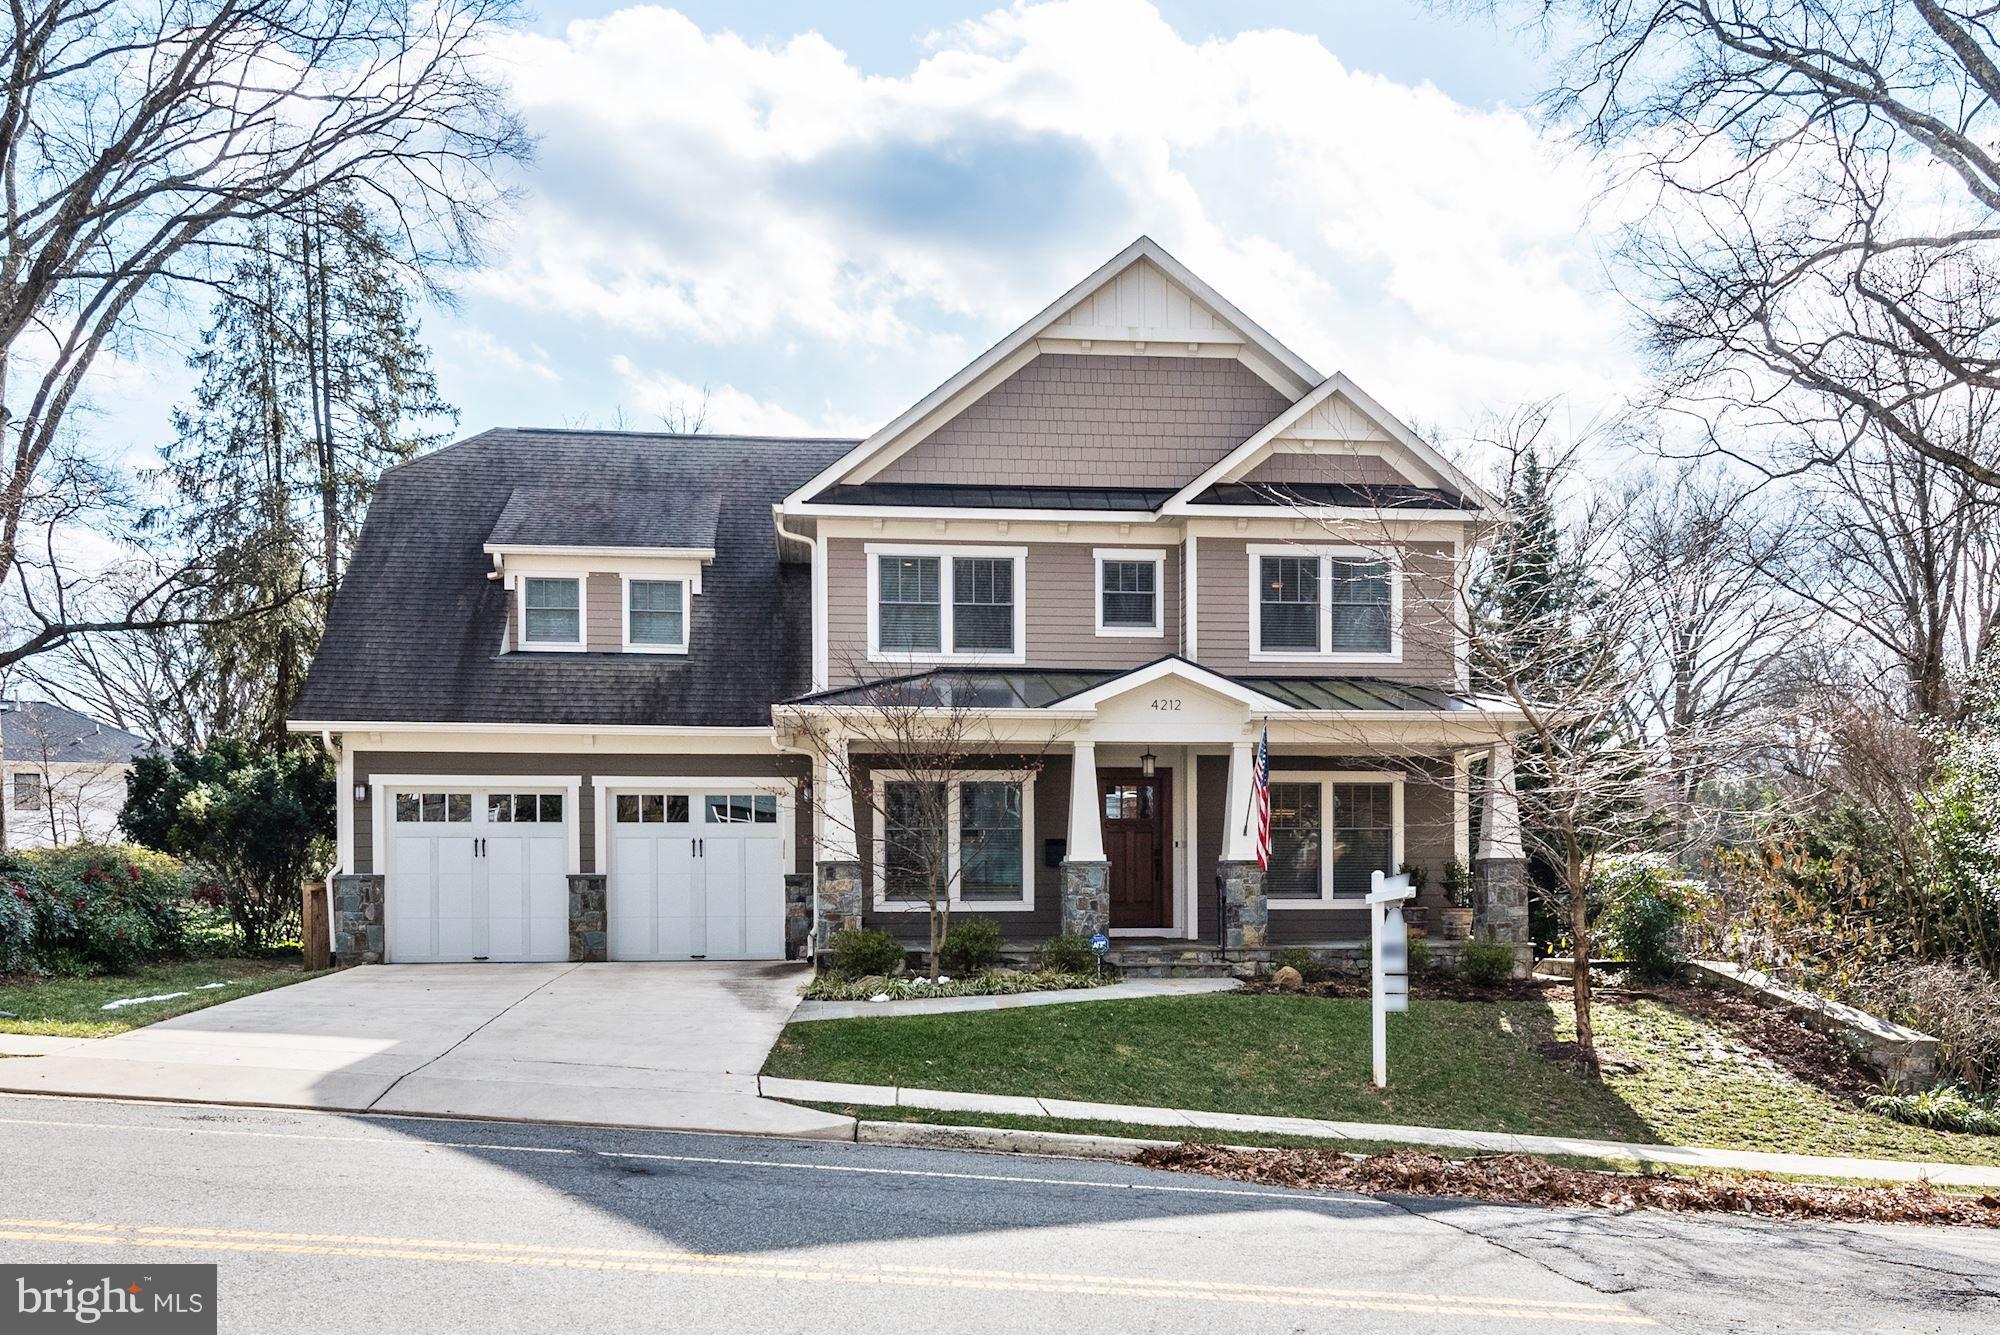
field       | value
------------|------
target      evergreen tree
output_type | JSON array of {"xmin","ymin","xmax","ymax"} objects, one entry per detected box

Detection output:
[{"xmin": 154, "ymin": 184, "xmax": 455, "ymax": 743}]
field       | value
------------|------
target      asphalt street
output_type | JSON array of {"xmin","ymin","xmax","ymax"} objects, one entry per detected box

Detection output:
[{"xmin": 0, "ymin": 1093, "xmax": 1994, "ymax": 1333}]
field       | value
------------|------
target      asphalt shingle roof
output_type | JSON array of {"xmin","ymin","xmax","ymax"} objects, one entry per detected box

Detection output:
[
  {"xmin": 487, "ymin": 484, "xmax": 722, "ymax": 551},
  {"xmin": 292, "ymin": 429, "xmax": 857, "ymax": 728},
  {"xmin": 0, "ymin": 701, "xmax": 154, "ymax": 763}
]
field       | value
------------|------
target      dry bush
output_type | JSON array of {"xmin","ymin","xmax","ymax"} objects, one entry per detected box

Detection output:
[{"xmin": 1856, "ymin": 963, "xmax": 2000, "ymax": 1093}]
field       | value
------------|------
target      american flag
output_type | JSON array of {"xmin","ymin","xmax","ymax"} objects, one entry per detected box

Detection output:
[{"xmin": 1251, "ymin": 722, "xmax": 1271, "ymax": 869}]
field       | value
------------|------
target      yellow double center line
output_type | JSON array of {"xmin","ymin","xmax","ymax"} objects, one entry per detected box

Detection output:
[{"xmin": 0, "ymin": 1216, "xmax": 1650, "ymax": 1325}]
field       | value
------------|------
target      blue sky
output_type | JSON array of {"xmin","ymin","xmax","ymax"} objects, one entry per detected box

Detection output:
[{"xmin": 110, "ymin": 2, "xmax": 1632, "ymax": 463}]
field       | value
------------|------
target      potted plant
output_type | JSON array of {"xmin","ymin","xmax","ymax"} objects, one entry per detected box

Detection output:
[
  {"xmin": 1438, "ymin": 859, "xmax": 1476, "ymax": 940},
  {"xmin": 1398, "ymin": 863, "xmax": 1430, "ymax": 935}
]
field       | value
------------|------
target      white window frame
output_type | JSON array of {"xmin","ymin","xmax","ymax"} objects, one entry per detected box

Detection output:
[
  {"xmin": 1093, "ymin": 548, "xmax": 1166, "ymax": 638},
  {"xmin": 869, "ymin": 770, "xmax": 1036, "ymax": 912},
  {"xmin": 1247, "ymin": 543, "xmax": 1402, "ymax": 663},
  {"xmin": 621, "ymin": 575, "xmax": 692, "ymax": 655},
  {"xmin": 865, "ymin": 544, "xmax": 1028, "ymax": 665},
  {"xmin": 1263, "ymin": 769, "xmax": 1404, "ymax": 908},
  {"xmin": 515, "ymin": 573, "xmax": 586, "ymax": 652}
]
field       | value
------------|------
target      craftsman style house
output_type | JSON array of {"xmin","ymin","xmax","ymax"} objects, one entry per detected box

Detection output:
[{"xmin": 293, "ymin": 238, "xmax": 1529, "ymax": 970}]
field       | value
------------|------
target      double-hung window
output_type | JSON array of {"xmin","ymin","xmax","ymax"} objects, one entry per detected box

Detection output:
[
  {"xmin": 624, "ymin": 578, "xmax": 688, "ymax": 653},
  {"xmin": 1251, "ymin": 546, "xmax": 1399, "ymax": 659},
  {"xmin": 1263, "ymin": 773, "xmax": 1403, "ymax": 906},
  {"xmin": 873, "ymin": 773, "xmax": 1034, "ymax": 910},
  {"xmin": 869, "ymin": 547, "xmax": 1025, "ymax": 662},
  {"xmin": 1095, "ymin": 549, "xmax": 1164, "ymax": 636},
  {"xmin": 520, "ymin": 576, "xmax": 583, "ymax": 649}
]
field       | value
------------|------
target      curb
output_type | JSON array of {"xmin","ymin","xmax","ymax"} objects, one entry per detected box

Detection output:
[{"xmin": 855, "ymin": 1118, "xmax": 1195, "ymax": 1160}]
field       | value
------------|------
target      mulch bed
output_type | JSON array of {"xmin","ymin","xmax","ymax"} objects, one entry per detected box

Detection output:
[{"xmin": 1134, "ymin": 1144, "xmax": 2000, "ymax": 1228}]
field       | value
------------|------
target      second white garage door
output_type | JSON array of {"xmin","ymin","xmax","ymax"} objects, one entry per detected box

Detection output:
[{"xmin": 606, "ymin": 788, "xmax": 788, "ymax": 960}]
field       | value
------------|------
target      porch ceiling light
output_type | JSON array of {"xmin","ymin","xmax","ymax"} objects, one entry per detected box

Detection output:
[{"xmin": 1140, "ymin": 749, "xmax": 1156, "ymax": 777}]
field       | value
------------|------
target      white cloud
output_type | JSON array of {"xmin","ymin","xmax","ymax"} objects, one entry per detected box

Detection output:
[
  {"xmin": 451, "ymin": 329, "xmax": 560, "ymax": 382},
  {"xmin": 609, "ymin": 355, "xmax": 865, "ymax": 436},
  {"xmin": 476, "ymin": 0, "xmax": 1637, "ymax": 426}
]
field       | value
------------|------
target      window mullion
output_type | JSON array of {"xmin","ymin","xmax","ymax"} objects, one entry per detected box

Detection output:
[
  {"xmin": 1321, "ymin": 779, "xmax": 1334, "ymax": 902},
  {"xmin": 1319, "ymin": 555, "xmax": 1333, "ymax": 656},
  {"xmin": 941, "ymin": 556, "xmax": 956, "ymax": 656}
]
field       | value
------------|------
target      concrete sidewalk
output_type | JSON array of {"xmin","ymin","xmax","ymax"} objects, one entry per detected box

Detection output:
[
  {"xmin": 758, "ymin": 1075, "xmax": 2000, "ymax": 1189},
  {"xmin": 790, "ymin": 976, "xmax": 1239, "ymax": 1021}
]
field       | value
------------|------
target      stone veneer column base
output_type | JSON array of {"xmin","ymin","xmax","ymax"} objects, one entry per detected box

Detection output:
[
  {"xmin": 1474, "ymin": 856, "xmax": 1533, "ymax": 976},
  {"xmin": 1059, "ymin": 860, "xmax": 1110, "ymax": 939},
  {"xmin": 567, "ymin": 874, "xmax": 607, "ymax": 962},
  {"xmin": 814, "ymin": 860, "xmax": 863, "ymax": 957},
  {"xmin": 784, "ymin": 872, "xmax": 813, "ymax": 960},
  {"xmin": 1218, "ymin": 860, "xmax": 1268, "ymax": 951},
  {"xmin": 332, "ymin": 873, "xmax": 385, "ymax": 965}
]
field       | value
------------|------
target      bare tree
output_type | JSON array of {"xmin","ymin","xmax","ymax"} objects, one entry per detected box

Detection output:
[
  {"xmin": 779, "ymin": 664, "xmax": 1059, "ymax": 982},
  {"xmin": 1498, "ymin": 1, "xmax": 2000, "ymax": 491},
  {"xmin": 0, "ymin": 0, "xmax": 529, "ymax": 674},
  {"xmin": 1614, "ymin": 463, "xmax": 1808, "ymax": 842}
]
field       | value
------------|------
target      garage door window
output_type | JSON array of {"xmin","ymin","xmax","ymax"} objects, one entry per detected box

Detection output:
[
  {"xmin": 705, "ymin": 793, "xmax": 778, "ymax": 824},
  {"xmin": 397, "ymin": 792, "xmax": 473, "ymax": 823},
  {"xmin": 486, "ymin": 792, "xmax": 562, "ymax": 823},
  {"xmin": 616, "ymin": 793, "xmax": 690, "ymax": 823}
]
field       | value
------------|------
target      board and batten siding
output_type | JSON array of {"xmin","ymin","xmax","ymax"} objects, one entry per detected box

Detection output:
[
  {"xmin": 824, "ymin": 539, "xmax": 1185, "ymax": 685},
  {"xmin": 352, "ymin": 751, "xmax": 808, "ymax": 876},
  {"xmin": 871, "ymin": 354, "xmax": 1290, "ymax": 488},
  {"xmin": 1196, "ymin": 538, "xmax": 1458, "ymax": 684}
]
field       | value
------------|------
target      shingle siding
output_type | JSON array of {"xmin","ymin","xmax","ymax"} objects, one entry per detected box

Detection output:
[
  {"xmin": 1239, "ymin": 452, "xmax": 1411, "ymax": 486},
  {"xmin": 873, "ymin": 354, "xmax": 1290, "ymax": 487}
]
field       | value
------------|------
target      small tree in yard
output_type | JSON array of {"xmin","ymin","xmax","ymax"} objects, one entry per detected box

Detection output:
[
  {"xmin": 119, "ymin": 740, "xmax": 335, "ymax": 953},
  {"xmin": 780, "ymin": 667, "xmax": 1057, "ymax": 983}
]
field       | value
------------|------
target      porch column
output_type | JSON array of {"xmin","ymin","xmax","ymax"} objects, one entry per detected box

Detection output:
[
  {"xmin": 1217, "ymin": 738, "xmax": 1267, "ymax": 952},
  {"xmin": 1060, "ymin": 741, "xmax": 1109, "ymax": 940},
  {"xmin": 1473, "ymin": 739, "xmax": 1531, "ymax": 964},
  {"xmin": 813, "ymin": 745, "xmax": 862, "ymax": 956}
]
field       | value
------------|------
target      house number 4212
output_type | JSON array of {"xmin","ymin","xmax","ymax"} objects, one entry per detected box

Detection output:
[{"xmin": 1150, "ymin": 697, "xmax": 1183, "ymax": 711}]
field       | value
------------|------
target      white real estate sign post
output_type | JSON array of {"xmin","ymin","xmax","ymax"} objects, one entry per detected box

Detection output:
[{"xmin": 1367, "ymin": 869, "xmax": 1416, "ymax": 1089}]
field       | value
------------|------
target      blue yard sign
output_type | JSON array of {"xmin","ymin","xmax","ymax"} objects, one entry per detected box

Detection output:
[{"xmin": 1089, "ymin": 932, "xmax": 1110, "ymax": 955}]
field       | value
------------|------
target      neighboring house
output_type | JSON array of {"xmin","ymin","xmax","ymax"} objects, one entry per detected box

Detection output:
[
  {"xmin": 1, "ymin": 700, "xmax": 153, "ymax": 849},
  {"xmin": 292, "ymin": 237, "xmax": 1530, "ymax": 967}
]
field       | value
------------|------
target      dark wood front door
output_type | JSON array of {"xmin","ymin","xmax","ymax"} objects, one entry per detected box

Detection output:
[{"xmin": 1101, "ymin": 769, "xmax": 1171, "ymax": 930}]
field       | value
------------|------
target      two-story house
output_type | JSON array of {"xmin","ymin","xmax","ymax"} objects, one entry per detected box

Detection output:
[{"xmin": 292, "ymin": 238, "xmax": 1530, "ymax": 970}]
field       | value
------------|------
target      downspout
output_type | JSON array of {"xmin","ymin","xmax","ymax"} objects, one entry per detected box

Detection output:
[
  {"xmin": 321, "ymin": 728, "xmax": 344, "ymax": 963},
  {"xmin": 772, "ymin": 509, "xmax": 826, "ymax": 693}
]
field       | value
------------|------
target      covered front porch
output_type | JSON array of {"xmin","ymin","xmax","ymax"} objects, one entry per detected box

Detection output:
[{"xmin": 780, "ymin": 657, "xmax": 1531, "ymax": 971}]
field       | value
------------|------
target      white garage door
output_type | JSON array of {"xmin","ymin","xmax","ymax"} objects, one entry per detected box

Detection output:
[
  {"xmin": 388, "ymin": 789, "xmax": 569, "ymax": 963},
  {"xmin": 607, "ymin": 788, "xmax": 787, "ymax": 960}
]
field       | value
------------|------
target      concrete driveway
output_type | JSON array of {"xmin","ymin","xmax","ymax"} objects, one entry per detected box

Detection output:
[{"xmin": 0, "ymin": 963, "xmax": 850, "ymax": 1139}]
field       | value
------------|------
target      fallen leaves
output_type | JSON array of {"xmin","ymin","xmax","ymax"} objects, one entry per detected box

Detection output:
[{"xmin": 1133, "ymin": 1144, "xmax": 2000, "ymax": 1228}]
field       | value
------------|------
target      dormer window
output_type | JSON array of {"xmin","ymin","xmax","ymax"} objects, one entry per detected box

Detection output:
[
  {"xmin": 521, "ymin": 577, "xmax": 583, "ymax": 650},
  {"xmin": 624, "ymin": 577, "xmax": 689, "ymax": 654}
]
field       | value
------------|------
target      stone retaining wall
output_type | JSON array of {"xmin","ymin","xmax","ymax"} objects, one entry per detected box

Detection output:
[{"xmin": 1688, "ymin": 960, "xmax": 1938, "ymax": 1088}]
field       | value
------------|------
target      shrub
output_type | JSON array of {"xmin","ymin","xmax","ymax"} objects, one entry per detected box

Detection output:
[
  {"xmin": 1441, "ymin": 859, "xmax": 1474, "ymax": 908},
  {"xmin": 1865, "ymin": 1084, "xmax": 2000, "ymax": 1136},
  {"xmin": 1038, "ymin": 934, "xmax": 1098, "ymax": 974},
  {"xmin": 1460, "ymin": 937, "xmax": 1517, "ymax": 986},
  {"xmin": 1595, "ymin": 853, "xmax": 1707, "ymax": 981},
  {"xmin": 1274, "ymin": 946, "xmax": 1322, "ymax": 981},
  {"xmin": 1857, "ymin": 962, "xmax": 2000, "ymax": 1092},
  {"xmin": 1407, "ymin": 936, "xmax": 1431, "ymax": 975},
  {"xmin": 120, "ymin": 738, "xmax": 333, "ymax": 952},
  {"xmin": 940, "ymin": 919, "xmax": 1003, "ymax": 975},
  {"xmin": 0, "ymin": 844, "xmax": 193, "ymax": 975},
  {"xmin": 826, "ymin": 927, "xmax": 906, "ymax": 980}
]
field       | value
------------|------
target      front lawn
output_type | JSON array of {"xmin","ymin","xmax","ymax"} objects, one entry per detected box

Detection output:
[
  {"xmin": 764, "ymin": 992, "xmax": 2000, "ymax": 1167},
  {"xmin": 0, "ymin": 958, "xmax": 323, "ymax": 1038}
]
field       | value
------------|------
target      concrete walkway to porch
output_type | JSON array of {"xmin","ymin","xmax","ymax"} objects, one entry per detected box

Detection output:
[
  {"xmin": 756, "ymin": 1075, "xmax": 2000, "ymax": 1189},
  {"xmin": 788, "ymin": 976, "xmax": 1238, "ymax": 1021}
]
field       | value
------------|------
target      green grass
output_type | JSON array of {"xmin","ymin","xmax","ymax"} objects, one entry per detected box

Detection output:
[
  {"xmin": 0, "ymin": 958, "xmax": 324, "ymax": 1037},
  {"xmin": 766, "ymin": 993, "xmax": 1656, "ymax": 1140},
  {"xmin": 763, "ymin": 992, "xmax": 2000, "ymax": 1167}
]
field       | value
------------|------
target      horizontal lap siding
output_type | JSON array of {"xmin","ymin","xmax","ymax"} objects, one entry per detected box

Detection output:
[
  {"xmin": 353, "ymin": 751, "xmax": 809, "ymax": 876},
  {"xmin": 856, "ymin": 755, "xmax": 1070, "ymax": 945},
  {"xmin": 586, "ymin": 574, "xmax": 621, "ymax": 652},
  {"xmin": 825, "ymin": 540, "xmax": 1184, "ymax": 685},
  {"xmin": 1197, "ymin": 539, "xmax": 1458, "ymax": 685},
  {"xmin": 873, "ymin": 355, "xmax": 1289, "ymax": 487}
]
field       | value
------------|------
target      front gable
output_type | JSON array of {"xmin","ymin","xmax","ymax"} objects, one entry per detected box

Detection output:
[{"xmin": 783, "ymin": 238, "xmax": 1321, "ymax": 509}]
